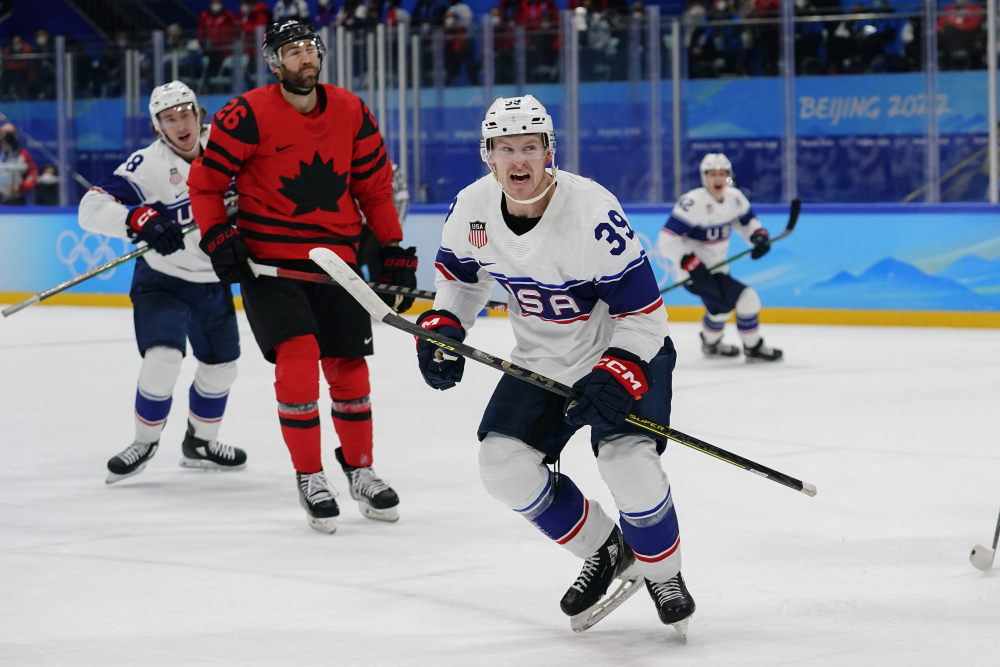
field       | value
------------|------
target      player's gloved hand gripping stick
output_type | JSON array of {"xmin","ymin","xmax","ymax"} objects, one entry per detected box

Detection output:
[
  {"xmin": 660, "ymin": 199, "xmax": 800, "ymax": 295},
  {"xmin": 309, "ymin": 247, "xmax": 818, "ymax": 497}
]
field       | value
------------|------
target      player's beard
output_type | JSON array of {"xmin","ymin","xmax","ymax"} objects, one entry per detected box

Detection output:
[{"xmin": 280, "ymin": 63, "xmax": 319, "ymax": 96}]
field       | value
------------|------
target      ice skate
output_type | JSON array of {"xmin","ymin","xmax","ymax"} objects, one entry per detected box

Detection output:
[
  {"xmin": 744, "ymin": 338, "xmax": 783, "ymax": 363},
  {"xmin": 296, "ymin": 470, "xmax": 340, "ymax": 534},
  {"xmin": 335, "ymin": 448, "xmax": 399, "ymax": 522},
  {"xmin": 700, "ymin": 332, "xmax": 740, "ymax": 358},
  {"xmin": 561, "ymin": 525, "xmax": 645, "ymax": 632},
  {"xmin": 646, "ymin": 572, "xmax": 696, "ymax": 642},
  {"xmin": 179, "ymin": 422, "xmax": 247, "ymax": 471},
  {"xmin": 106, "ymin": 440, "xmax": 159, "ymax": 484}
]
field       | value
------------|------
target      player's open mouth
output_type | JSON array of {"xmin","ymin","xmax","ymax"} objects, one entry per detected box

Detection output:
[
  {"xmin": 510, "ymin": 172, "xmax": 530, "ymax": 185},
  {"xmin": 177, "ymin": 132, "xmax": 191, "ymax": 143}
]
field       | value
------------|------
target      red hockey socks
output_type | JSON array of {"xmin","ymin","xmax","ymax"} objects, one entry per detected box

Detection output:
[
  {"xmin": 275, "ymin": 335, "xmax": 322, "ymax": 474},
  {"xmin": 321, "ymin": 357, "xmax": 373, "ymax": 468}
]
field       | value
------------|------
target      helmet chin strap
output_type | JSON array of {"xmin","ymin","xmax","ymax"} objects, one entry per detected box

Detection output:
[
  {"xmin": 491, "ymin": 164, "xmax": 559, "ymax": 205},
  {"xmin": 161, "ymin": 127, "xmax": 203, "ymax": 161}
]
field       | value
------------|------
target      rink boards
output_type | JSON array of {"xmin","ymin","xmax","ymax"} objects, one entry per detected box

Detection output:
[{"xmin": 2, "ymin": 203, "xmax": 1000, "ymax": 327}]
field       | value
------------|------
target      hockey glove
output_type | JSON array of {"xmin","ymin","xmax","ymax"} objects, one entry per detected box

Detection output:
[
  {"xmin": 415, "ymin": 309, "xmax": 466, "ymax": 390},
  {"xmin": 681, "ymin": 253, "xmax": 715, "ymax": 289},
  {"xmin": 199, "ymin": 222, "xmax": 256, "ymax": 284},
  {"xmin": 565, "ymin": 348, "xmax": 651, "ymax": 431},
  {"xmin": 750, "ymin": 229, "xmax": 770, "ymax": 260},
  {"xmin": 126, "ymin": 205, "xmax": 185, "ymax": 256},
  {"xmin": 376, "ymin": 245, "xmax": 419, "ymax": 313}
]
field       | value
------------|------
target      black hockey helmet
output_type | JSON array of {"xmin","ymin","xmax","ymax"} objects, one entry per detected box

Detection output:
[{"xmin": 262, "ymin": 19, "xmax": 327, "ymax": 67}]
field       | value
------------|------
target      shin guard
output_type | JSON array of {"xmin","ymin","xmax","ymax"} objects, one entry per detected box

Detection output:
[
  {"xmin": 322, "ymin": 357, "xmax": 373, "ymax": 468},
  {"xmin": 275, "ymin": 336, "xmax": 322, "ymax": 473}
]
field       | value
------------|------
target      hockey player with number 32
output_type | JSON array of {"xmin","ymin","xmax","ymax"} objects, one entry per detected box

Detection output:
[
  {"xmin": 416, "ymin": 96, "xmax": 696, "ymax": 638},
  {"xmin": 657, "ymin": 154, "xmax": 782, "ymax": 361},
  {"xmin": 79, "ymin": 81, "xmax": 247, "ymax": 484}
]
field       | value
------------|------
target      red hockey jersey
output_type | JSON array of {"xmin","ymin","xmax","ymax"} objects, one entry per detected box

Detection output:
[{"xmin": 188, "ymin": 84, "xmax": 401, "ymax": 266}]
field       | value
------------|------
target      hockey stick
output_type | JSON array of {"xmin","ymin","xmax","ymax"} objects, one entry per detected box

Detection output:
[
  {"xmin": 309, "ymin": 247, "xmax": 817, "ymax": 497},
  {"xmin": 2, "ymin": 222, "xmax": 199, "ymax": 318},
  {"xmin": 969, "ymin": 505, "xmax": 1000, "ymax": 571},
  {"xmin": 248, "ymin": 261, "xmax": 508, "ymax": 309},
  {"xmin": 659, "ymin": 199, "xmax": 801, "ymax": 295}
]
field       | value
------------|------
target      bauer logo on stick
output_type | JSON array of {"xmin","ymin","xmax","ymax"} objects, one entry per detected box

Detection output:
[{"xmin": 469, "ymin": 221, "xmax": 488, "ymax": 248}]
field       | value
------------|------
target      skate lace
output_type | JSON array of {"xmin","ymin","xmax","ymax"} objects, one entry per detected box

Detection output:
[
  {"xmin": 302, "ymin": 471, "xmax": 337, "ymax": 503},
  {"xmin": 649, "ymin": 577, "xmax": 684, "ymax": 606},
  {"xmin": 350, "ymin": 466, "xmax": 390, "ymax": 499},
  {"xmin": 117, "ymin": 441, "xmax": 151, "ymax": 466},
  {"xmin": 208, "ymin": 440, "xmax": 236, "ymax": 461},
  {"xmin": 570, "ymin": 551, "xmax": 603, "ymax": 594}
]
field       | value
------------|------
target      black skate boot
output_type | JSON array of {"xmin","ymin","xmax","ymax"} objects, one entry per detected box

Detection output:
[
  {"xmin": 335, "ymin": 448, "xmax": 399, "ymax": 522},
  {"xmin": 106, "ymin": 440, "xmax": 159, "ymax": 484},
  {"xmin": 743, "ymin": 338, "xmax": 783, "ymax": 363},
  {"xmin": 646, "ymin": 572, "xmax": 696, "ymax": 641},
  {"xmin": 296, "ymin": 470, "xmax": 340, "ymax": 534},
  {"xmin": 180, "ymin": 422, "xmax": 247, "ymax": 471},
  {"xmin": 560, "ymin": 524, "xmax": 645, "ymax": 632},
  {"xmin": 700, "ymin": 332, "xmax": 740, "ymax": 358}
]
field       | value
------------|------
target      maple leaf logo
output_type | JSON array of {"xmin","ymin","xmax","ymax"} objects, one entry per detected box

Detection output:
[{"xmin": 277, "ymin": 152, "xmax": 349, "ymax": 216}]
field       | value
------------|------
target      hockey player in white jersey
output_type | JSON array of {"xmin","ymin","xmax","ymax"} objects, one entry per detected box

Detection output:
[
  {"xmin": 415, "ymin": 96, "xmax": 695, "ymax": 637},
  {"xmin": 657, "ymin": 153, "xmax": 782, "ymax": 361},
  {"xmin": 79, "ymin": 81, "xmax": 247, "ymax": 483}
]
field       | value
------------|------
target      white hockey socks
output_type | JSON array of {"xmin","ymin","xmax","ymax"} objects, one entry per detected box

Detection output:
[
  {"xmin": 735, "ymin": 287, "xmax": 762, "ymax": 348},
  {"xmin": 701, "ymin": 311, "xmax": 729, "ymax": 345},
  {"xmin": 188, "ymin": 360, "xmax": 237, "ymax": 442},
  {"xmin": 134, "ymin": 346, "xmax": 183, "ymax": 444}
]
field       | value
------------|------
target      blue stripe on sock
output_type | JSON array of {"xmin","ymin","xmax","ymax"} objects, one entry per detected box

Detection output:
[
  {"xmin": 619, "ymin": 499, "xmax": 679, "ymax": 559},
  {"xmin": 528, "ymin": 474, "xmax": 586, "ymax": 542},
  {"xmin": 135, "ymin": 390, "xmax": 172, "ymax": 423},
  {"xmin": 189, "ymin": 382, "xmax": 229, "ymax": 421},
  {"xmin": 737, "ymin": 315, "xmax": 759, "ymax": 331},
  {"xmin": 702, "ymin": 315, "xmax": 725, "ymax": 331}
]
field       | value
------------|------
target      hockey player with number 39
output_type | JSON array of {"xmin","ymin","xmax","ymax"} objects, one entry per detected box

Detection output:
[
  {"xmin": 657, "ymin": 154, "xmax": 782, "ymax": 361},
  {"xmin": 415, "ymin": 96, "xmax": 696, "ymax": 638},
  {"xmin": 79, "ymin": 81, "xmax": 247, "ymax": 483}
]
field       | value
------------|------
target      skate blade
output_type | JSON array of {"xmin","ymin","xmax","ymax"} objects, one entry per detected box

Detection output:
[
  {"xmin": 307, "ymin": 515, "xmax": 338, "ymax": 534},
  {"xmin": 970, "ymin": 544, "xmax": 996, "ymax": 571},
  {"xmin": 570, "ymin": 562, "xmax": 645, "ymax": 633},
  {"xmin": 105, "ymin": 462, "xmax": 149, "ymax": 484},
  {"xmin": 671, "ymin": 616, "xmax": 691, "ymax": 643},
  {"xmin": 178, "ymin": 457, "xmax": 247, "ymax": 471},
  {"xmin": 359, "ymin": 502, "xmax": 399, "ymax": 523}
]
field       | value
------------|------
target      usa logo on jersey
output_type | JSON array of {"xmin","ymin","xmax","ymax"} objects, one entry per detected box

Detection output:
[{"xmin": 469, "ymin": 221, "xmax": 488, "ymax": 248}]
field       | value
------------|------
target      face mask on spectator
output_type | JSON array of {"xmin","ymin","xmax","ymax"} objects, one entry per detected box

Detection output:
[
  {"xmin": 211, "ymin": 2, "xmax": 223, "ymax": 12},
  {"xmin": 795, "ymin": 0, "xmax": 807, "ymax": 8},
  {"xmin": 491, "ymin": 14, "xmax": 501, "ymax": 26},
  {"xmin": 713, "ymin": 0, "xmax": 727, "ymax": 10},
  {"xmin": 36, "ymin": 35, "xmax": 48, "ymax": 47},
  {"xmin": 445, "ymin": 16, "xmax": 456, "ymax": 27}
]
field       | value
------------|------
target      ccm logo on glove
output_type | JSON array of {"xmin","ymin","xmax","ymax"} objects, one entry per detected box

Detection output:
[
  {"xmin": 594, "ymin": 355, "xmax": 649, "ymax": 398},
  {"xmin": 128, "ymin": 207, "xmax": 157, "ymax": 230}
]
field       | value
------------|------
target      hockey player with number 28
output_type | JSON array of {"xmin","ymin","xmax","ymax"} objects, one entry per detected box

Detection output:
[
  {"xmin": 416, "ymin": 95, "xmax": 696, "ymax": 637},
  {"xmin": 79, "ymin": 81, "xmax": 247, "ymax": 483},
  {"xmin": 657, "ymin": 154, "xmax": 782, "ymax": 361}
]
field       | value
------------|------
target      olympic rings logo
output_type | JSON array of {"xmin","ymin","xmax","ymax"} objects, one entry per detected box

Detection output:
[{"xmin": 56, "ymin": 231, "xmax": 129, "ymax": 280}]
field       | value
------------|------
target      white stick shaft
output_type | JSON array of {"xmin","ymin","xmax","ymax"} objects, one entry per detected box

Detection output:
[{"xmin": 308, "ymin": 248, "xmax": 395, "ymax": 321}]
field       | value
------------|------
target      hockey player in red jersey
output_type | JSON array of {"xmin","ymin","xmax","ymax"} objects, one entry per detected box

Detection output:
[{"xmin": 188, "ymin": 19, "xmax": 417, "ymax": 534}]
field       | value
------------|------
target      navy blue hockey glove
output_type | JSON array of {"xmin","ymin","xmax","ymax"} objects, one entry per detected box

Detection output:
[
  {"xmin": 750, "ymin": 229, "xmax": 770, "ymax": 260},
  {"xmin": 126, "ymin": 205, "xmax": 185, "ymax": 256},
  {"xmin": 377, "ymin": 245, "xmax": 419, "ymax": 313},
  {"xmin": 680, "ymin": 252, "xmax": 718, "ymax": 292},
  {"xmin": 199, "ymin": 222, "xmax": 256, "ymax": 284},
  {"xmin": 565, "ymin": 348, "xmax": 651, "ymax": 431},
  {"xmin": 415, "ymin": 309, "xmax": 466, "ymax": 390}
]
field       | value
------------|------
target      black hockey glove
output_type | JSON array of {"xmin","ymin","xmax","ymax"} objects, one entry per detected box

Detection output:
[
  {"xmin": 126, "ymin": 205, "xmax": 185, "ymax": 256},
  {"xmin": 415, "ymin": 309, "xmax": 466, "ymax": 390},
  {"xmin": 199, "ymin": 222, "xmax": 256, "ymax": 284},
  {"xmin": 680, "ymin": 253, "xmax": 715, "ymax": 289},
  {"xmin": 750, "ymin": 229, "xmax": 770, "ymax": 260},
  {"xmin": 376, "ymin": 245, "xmax": 419, "ymax": 313},
  {"xmin": 565, "ymin": 348, "xmax": 651, "ymax": 431}
]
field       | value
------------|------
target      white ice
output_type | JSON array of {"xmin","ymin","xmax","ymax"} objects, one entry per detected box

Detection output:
[{"xmin": 1, "ymin": 307, "xmax": 998, "ymax": 666}]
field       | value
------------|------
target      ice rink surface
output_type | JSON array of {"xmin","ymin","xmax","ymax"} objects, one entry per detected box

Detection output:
[{"xmin": 1, "ymin": 306, "xmax": 999, "ymax": 666}]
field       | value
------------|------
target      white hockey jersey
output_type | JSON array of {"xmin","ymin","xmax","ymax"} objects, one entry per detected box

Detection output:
[
  {"xmin": 433, "ymin": 171, "xmax": 668, "ymax": 386},
  {"xmin": 78, "ymin": 129, "xmax": 216, "ymax": 283},
  {"xmin": 656, "ymin": 186, "xmax": 762, "ymax": 280}
]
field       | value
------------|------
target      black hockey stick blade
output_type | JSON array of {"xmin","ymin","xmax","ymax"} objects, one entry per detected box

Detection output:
[
  {"xmin": 659, "ymin": 199, "xmax": 801, "ymax": 295},
  {"xmin": 309, "ymin": 248, "xmax": 817, "ymax": 497}
]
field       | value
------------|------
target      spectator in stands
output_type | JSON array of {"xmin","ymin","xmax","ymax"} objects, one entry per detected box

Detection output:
[
  {"xmin": 412, "ymin": 0, "xmax": 447, "ymax": 30},
  {"xmin": 853, "ymin": 0, "xmax": 904, "ymax": 72},
  {"xmin": 386, "ymin": 0, "xmax": 411, "ymax": 27},
  {"xmin": 490, "ymin": 6, "xmax": 515, "ymax": 83},
  {"xmin": 164, "ymin": 23, "xmax": 203, "ymax": 85},
  {"xmin": 749, "ymin": 0, "xmax": 779, "ymax": 75},
  {"xmin": 32, "ymin": 29, "xmax": 56, "ymax": 100},
  {"xmin": 2, "ymin": 34, "xmax": 32, "ymax": 100},
  {"xmin": 34, "ymin": 164, "xmax": 59, "ymax": 205},
  {"xmin": 682, "ymin": 0, "xmax": 707, "ymax": 48},
  {"xmin": 448, "ymin": 0, "xmax": 474, "ymax": 29},
  {"xmin": 336, "ymin": 0, "xmax": 369, "ymax": 30},
  {"xmin": 241, "ymin": 0, "xmax": 272, "ymax": 37},
  {"xmin": 0, "ymin": 124, "xmax": 37, "ymax": 205},
  {"xmin": 689, "ymin": 0, "xmax": 747, "ymax": 78},
  {"xmin": 198, "ymin": 1, "xmax": 238, "ymax": 81},
  {"xmin": 938, "ymin": 0, "xmax": 984, "ymax": 70},
  {"xmin": 316, "ymin": 0, "xmax": 337, "ymax": 25},
  {"xmin": 519, "ymin": 0, "xmax": 560, "ymax": 82},
  {"xmin": 273, "ymin": 0, "xmax": 310, "ymax": 21},
  {"xmin": 443, "ymin": 7, "xmax": 479, "ymax": 84},
  {"xmin": 94, "ymin": 31, "xmax": 130, "ymax": 97}
]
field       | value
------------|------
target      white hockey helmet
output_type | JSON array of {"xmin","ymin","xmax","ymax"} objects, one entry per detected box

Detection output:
[
  {"xmin": 149, "ymin": 80, "xmax": 199, "ymax": 136},
  {"xmin": 700, "ymin": 153, "xmax": 733, "ymax": 188},
  {"xmin": 479, "ymin": 95, "xmax": 556, "ymax": 163}
]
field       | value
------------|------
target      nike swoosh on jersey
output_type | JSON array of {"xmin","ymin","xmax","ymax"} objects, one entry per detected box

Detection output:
[
  {"xmin": 364, "ymin": 337, "xmax": 372, "ymax": 344},
  {"xmin": 276, "ymin": 145, "xmax": 292, "ymax": 152}
]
